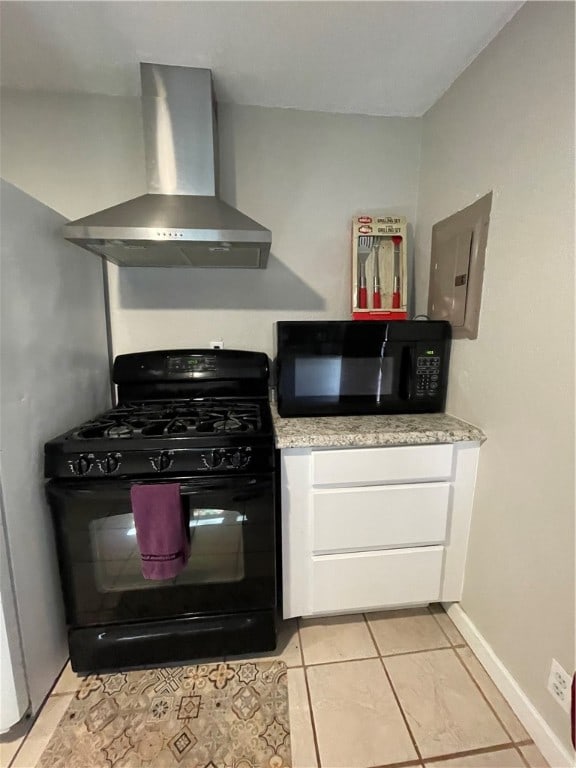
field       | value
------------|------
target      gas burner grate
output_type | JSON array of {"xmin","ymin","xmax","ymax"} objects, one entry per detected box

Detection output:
[{"xmin": 70, "ymin": 399, "xmax": 263, "ymax": 440}]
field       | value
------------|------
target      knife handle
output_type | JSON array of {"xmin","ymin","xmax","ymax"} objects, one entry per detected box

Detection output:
[
  {"xmin": 392, "ymin": 274, "xmax": 401, "ymax": 308},
  {"xmin": 373, "ymin": 291, "xmax": 382, "ymax": 309}
]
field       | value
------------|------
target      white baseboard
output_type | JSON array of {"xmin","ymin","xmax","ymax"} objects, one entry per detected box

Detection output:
[{"xmin": 444, "ymin": 603, "xmax": 575, "ymax": 768}]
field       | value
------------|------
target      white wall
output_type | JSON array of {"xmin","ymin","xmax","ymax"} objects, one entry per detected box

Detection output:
[
  {"xmin": 0, "ymin": 90, "xmax": 146, "ymax": 220},
  {"xmin": 0, "ymin": 90, "xmax": 422, "ymax": 359},
  {"xmin": 415, "ymin": 2, "xmax": 575, "ymax": 757},
  {"xmin": 0, "ymin": 180, "xmax": 110, "ymax": 714}
]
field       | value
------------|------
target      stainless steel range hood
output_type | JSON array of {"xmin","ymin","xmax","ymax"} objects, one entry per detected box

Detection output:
[{"xmin": 63, "ymin": 64, "xmax": 271, "ymax": 268}]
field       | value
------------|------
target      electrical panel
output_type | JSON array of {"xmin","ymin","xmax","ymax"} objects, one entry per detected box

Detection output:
[{"xmin": 428, "ymin": 192, "xmax": 492, "ymax": 340}]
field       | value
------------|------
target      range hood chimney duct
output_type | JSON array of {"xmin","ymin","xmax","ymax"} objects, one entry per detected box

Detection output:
[{"xmin": 63, "ymin": 64, "xmax": 271, "ymax": 268}]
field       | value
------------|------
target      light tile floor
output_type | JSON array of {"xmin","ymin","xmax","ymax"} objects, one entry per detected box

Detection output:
[{"xmin": 0, "ymin": 605, "xmax": 551, "ymax": 768}]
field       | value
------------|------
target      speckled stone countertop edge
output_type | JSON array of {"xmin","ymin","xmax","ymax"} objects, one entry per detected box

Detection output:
[
  {"xmin": 443, "ymin": 412, "xmax": 487, "ymax": 442},
  {"xmin": 270, "ymin": 406, "xmax": 486, "ymax": 450}
]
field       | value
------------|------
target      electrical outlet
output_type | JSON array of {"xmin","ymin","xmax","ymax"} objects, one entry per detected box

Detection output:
[
  {"xmin": 547, "ymin": 659, "xmax": 572, "ymax": 713},
  {"xmin": 210, "ymin": 340, "xmax": 224, "ymax": 350}
]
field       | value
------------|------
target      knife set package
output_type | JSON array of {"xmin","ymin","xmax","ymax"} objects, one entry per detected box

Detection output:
[{"xmin": 351, "ymin": 215, "xmax": 408, "ymax": 320}]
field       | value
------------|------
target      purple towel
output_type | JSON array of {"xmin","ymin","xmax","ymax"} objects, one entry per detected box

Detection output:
[{"xmin": 130, "ymin": 483, "xmax": 189, "ymax": 580}]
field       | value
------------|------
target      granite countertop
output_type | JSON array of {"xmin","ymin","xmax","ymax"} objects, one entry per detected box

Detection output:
[{"xmin": 271, "ymin": 406, "xmax": 485, "ymax": 449}]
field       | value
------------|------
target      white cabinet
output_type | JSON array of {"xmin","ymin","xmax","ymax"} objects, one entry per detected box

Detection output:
[{"xmin": 281, "ymin": 441, "xmax": 480, "ymax": 619}]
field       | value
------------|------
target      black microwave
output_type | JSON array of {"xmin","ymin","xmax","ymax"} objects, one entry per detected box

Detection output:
[{"xmin": 275, "ymin": 320, "xmax": 451, "ymax": 417}]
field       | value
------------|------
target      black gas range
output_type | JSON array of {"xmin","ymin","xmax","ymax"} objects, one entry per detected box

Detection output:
[{"xmin": 45, "ymin": 350, "xmax": 277, "ymax": 673}]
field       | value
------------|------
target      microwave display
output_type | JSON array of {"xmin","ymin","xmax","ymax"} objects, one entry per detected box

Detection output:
[{"xmin": 276, "ymin": 320, "xmax": 451, "ymax": 418}]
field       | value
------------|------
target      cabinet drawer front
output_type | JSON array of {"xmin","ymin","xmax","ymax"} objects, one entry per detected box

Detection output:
[
  {"xmin": 312, "ymin": 444, "xmax": 454, "ymax": 486},
  {"xmin": 311, "ymin": 547, "xmax": 443, "ymax": 614},
  {"xmin": 313, "ymin": 483, "xmax": 450, "ymax": 554}
]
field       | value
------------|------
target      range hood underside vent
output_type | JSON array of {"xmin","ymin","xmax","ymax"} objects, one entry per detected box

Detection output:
[{"xmin": 85, "ymin": 241, "xmax": 265, "ymax": 268}]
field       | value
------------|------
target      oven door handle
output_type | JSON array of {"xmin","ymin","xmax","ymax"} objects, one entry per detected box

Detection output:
[
  {"xmin": 133, "ymin": 477, "xmax": 267, "ymax": 494},
  {"xmin": 177, "ymin": 479, "xmax": 265, "ymax": 495},
  {"xmin": 48, "ymin": 475, "xmax": 271, "ymax": 497}
]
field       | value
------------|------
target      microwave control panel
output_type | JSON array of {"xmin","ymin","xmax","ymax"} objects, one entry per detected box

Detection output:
[{"xmin": 415, "ymin": 344, "xmax": 444, "ymax": 398}]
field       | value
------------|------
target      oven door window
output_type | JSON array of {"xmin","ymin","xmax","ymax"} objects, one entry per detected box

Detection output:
[
  {"xmin": 91, "ymin": 506, "xmax": 245, "ymax": 593},
  {"xmin": 50, "ymin": 475, "xmax": 274, "ymax": 627}
]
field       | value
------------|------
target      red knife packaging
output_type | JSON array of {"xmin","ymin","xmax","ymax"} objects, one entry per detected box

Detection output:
[{"xmin": 351, "ymin": 215, "xmax": 408, "ymax": 321}]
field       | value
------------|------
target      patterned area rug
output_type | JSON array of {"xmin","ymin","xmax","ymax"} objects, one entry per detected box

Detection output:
[{"xmin": 38, "ymin": 661, "xmax": 291, "ymax": 768}]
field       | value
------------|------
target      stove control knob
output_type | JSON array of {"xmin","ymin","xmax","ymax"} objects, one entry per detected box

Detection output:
[
  {"xmin": 73, "ymin": 454, "xmax": 93, "ymax": 476},
  {"xmin": 202, "ymin": 449, "xmax": 223, "ymax": 469},
  {"xmin": 102, "ymin": 453, "xmax": 121, "ymax": 474},
  {"xmin": 150, "ymin": 451, "xmax": 173, "ymax": 472},
  {"xmin": 228, "ymin": 448, "xmax": 251, "ymax": 468}
]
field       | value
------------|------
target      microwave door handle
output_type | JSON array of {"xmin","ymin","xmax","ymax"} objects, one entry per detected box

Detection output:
[{"xmin": 399, "ymin": 346, "xmax": 413, "ymax": 400}]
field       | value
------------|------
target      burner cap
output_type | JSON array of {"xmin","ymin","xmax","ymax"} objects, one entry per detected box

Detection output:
[
  {"xmin": 213, "ymin": 417, "xmax": 247, "ymax": 432},
  {"xmin": 106, "ymin": 424, "xmax": 133, "ymax": 438}
]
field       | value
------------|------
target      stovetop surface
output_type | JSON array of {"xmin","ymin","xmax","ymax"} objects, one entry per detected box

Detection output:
[
  {"xmin": 68, "ymin": 398, "xmax": 267, "ymax": 442},
  {"xmin": 45, "ymin": 397, "xmax": 274, "ymax": 478},
  {"xmin": 45, "ymin": 350, "xmax": 275, "ymax": 479}
]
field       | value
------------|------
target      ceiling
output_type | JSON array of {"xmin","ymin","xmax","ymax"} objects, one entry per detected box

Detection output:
[{"xmin": 0, "ymin": 1, "xmax": 523, "ymax": 117}]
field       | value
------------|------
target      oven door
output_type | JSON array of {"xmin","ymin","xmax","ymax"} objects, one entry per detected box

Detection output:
[{"xmin": 48, "ymin": 474, "xmax": 275, "ymax": 627}]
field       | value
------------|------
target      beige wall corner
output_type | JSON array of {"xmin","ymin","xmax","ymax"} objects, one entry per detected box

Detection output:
[{"xmin": 415, "ymin": 1, "xmax": 575, "ymax": 758}]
